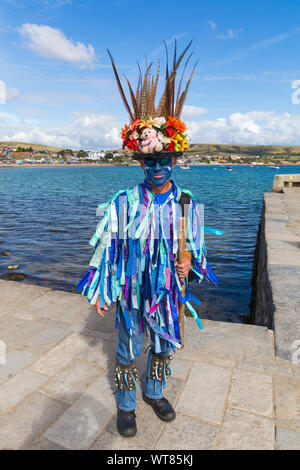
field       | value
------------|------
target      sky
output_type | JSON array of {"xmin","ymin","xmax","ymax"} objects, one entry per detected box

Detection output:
[{"xmin": 1, "ymin": 0, "xmax": 300, "ymax": 150}]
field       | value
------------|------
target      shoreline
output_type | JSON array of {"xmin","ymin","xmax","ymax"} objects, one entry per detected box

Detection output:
[
  {"xmin": 1, "ymin": 162, "xmax": 300, "ymax": 169},
  {"xmin": 0, "ymin": 163, "xmax": 139, "ymax": 168}
]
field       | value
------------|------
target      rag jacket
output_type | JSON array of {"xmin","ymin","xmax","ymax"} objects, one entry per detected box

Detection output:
[{"xmin": 77, "ymin": 179, "xmax": 221, "ymax": 355}]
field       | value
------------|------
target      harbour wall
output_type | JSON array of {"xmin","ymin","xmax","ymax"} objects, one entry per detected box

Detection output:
[{"xmin": 250, "ymin": 175, "xmax": 300, "ymax": 362}]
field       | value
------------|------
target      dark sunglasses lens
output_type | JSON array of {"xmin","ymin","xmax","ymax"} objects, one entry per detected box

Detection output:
[
  {"xmin": 160, "ymin": 157, "xmax": 171, "ymax": 166},
  {"xmin": 144, "ymin": 158, "xmax": 156, "ymax": 167}
]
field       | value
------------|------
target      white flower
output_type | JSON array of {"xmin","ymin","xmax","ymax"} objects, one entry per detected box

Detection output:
[
  {"xmin": 157, "ymin": 131, "xmax": 171, "ymax": 144},
  {"xmin": 152, "ymin": 117, "xmax": 166, "ymax": 128}
]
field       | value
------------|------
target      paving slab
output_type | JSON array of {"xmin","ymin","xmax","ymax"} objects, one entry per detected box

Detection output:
[
  {"xmin": 274, "ymin": 308, "xmax": 300, "ymax": 362},
  {"xmin": 0, "ymin": 349, "xmax": 37, "ymax": 384},
  {"xmin": 228, "ymin": 369, "xmax": 273, "ymax": 418},
  {"xmin": 77, "ymin": 338, "xmax": 116, "ymax": 371},
  {"xmin": 0, "ymin": 280, "xmax": 51, "ymax": 315},
  {"xmin": 215, "ymin": 408, "xmax": 274, "ymax": 450},
  {"xmin": 30, "ymin": 332, "xmax": 93, "ymax": 376},
  {"xmin": 275, "ymin": 426, "xmax": 300, "ymax": 450},
  {"xmin": 0, "ymin": 369, "xmax": 48, "ymax": 412},
  {"xmin": 0, "ymin": 321, "xmax": 47, "ymax": 350},
  {"xmin": 92, "ymin": 415, "xmax": 148, "ymax": 451},
  {"xmin": 155, "ymin": 413, "xmax": 218, "ymax": 450},
  {"xmin": 176, "ymin": 362, "xmax": 231, "ymax": 425},
  {"xmin": 20, "ymin": 326, "xmax": 70, "ymax": 354},
  {"xmin": 274, "ymin": 376, "xmax": 300, "ymax": 431},
  {"xmin": 39, "ymin": 360, "xmax": 101, "ymax": 405},
  {"xmin": 28, "ymin": 437, "xmax": 67, "ymax": 450},
  {"xmin": 171, "ymin": 357, "xmax": 192, "ymax": 380},
  {"xmin": 18, "ymin": 289, "xmax": 92, "ymax": 324},
  {"xmin": 0, "ymin": 391, "xmax": 67, "ymax": 450},
  {"xmin": 43, "ymin": 373, "xmax": 116, "ymax": 449},
  {"xmin": 180, "ymin": 319, "xmax": 273, "ymax": 363}
]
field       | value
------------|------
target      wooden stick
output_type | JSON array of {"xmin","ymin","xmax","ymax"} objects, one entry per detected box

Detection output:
[{"xmin": 178, "ymin": 217, "xmax": 186, "ymax": 349}]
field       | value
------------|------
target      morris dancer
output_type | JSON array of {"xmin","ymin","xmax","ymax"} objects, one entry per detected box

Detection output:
[{"xmin": 77, "ymin": 41, "xmax": 221, "ymax": 438}]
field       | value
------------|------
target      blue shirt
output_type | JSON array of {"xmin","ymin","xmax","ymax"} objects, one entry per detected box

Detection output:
[{"xmin": 154, "ymin": 187, "xmax": 173, "ymax": 206}]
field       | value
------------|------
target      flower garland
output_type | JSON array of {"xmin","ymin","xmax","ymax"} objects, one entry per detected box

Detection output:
[{"xmin": 121, "ymin": 116, "xmax": 188, "ymax": 155}]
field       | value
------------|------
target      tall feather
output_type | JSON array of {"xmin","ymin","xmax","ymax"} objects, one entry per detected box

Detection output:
[
  {"xmin": 149, "ymin": 61, "xmax": 160, "ymax": 116},
  {"xmin": 124, "ymin": 74, "xmax": 140, "ymax": 119},
  {"xmin": 176, "ymin": 59, "xmax": 199, "ymax": 118},
  {"xmin": 136, "ymin": 62, "xmax": 143, "ymax": 111},
  {"xmin": 107, "ymin": 49, "xmax": 134, "ymax": 121},
  {"xmin": 171, "ymin": 39, "xmax": 177, "ymax": 116},
  {"xmin": 164, "ymin": 41, "xmax": 171, "ymax": 117},
  {"xmin": 174, "ymin": 39, "xmax": 193, "ymax": 70},
  {"xmin": 175, "ymin": 52, "xmax": 193, "ymax": 118},
  {"xmin": 108, "ymin": 41, "xmax": 197, "ymax": 123},
  {"xmin": 141, "ymin": 63, "xmax": 152, "ymax": 116},
  {"xmin": 155, "ymin": 90, "xmax": 166, "ymax": 118}
]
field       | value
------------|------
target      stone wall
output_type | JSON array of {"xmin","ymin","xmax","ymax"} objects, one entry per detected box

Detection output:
[
  {"xmin": 250, "ymin": 180, "xmax": 300, "ymax": 362},
  {"xmin": 249, "ymin": 200, "xmax": 275, "ymax": 329}
]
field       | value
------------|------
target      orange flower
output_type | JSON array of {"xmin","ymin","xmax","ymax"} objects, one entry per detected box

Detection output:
[
  {"xmin": 166, "ymin": 116, "xmax": 187, "ymax": 133},
  {"xmin": 131, "ymin": 119, "xmax": 141, "ymax": 131},
  {"xmin": 121, "ymin": 124, "xmax": 130, "ymax": 140}
]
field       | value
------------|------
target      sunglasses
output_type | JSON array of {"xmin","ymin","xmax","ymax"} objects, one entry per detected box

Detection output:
[{"xmin": 143, "ymin": 157, "xmax": 172, "ymax": 167}]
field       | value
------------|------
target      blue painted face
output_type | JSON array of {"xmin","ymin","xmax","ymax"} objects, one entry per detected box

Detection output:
[{"xmin": 143, "ymin": 157, "xmax": 173, "ymax": 187}]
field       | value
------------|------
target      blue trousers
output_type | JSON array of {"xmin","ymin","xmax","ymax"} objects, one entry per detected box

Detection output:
[{"xmin": 116, "ymin": 308, "xmax": 172, "ymax": 412}]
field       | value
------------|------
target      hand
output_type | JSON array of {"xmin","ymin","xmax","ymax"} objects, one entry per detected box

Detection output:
[
  {"xmin": 95, "ymin": 296, "xmax": 108, "ymax": 318},
  {"xmin": 175, "ymin": 253, "xmax": 192, "ymax": 280}
]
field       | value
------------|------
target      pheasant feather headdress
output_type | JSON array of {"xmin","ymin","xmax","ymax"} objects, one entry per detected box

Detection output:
[{"xmin": 108, "ymin": 40, "xmax": 198, "ymax": 158}]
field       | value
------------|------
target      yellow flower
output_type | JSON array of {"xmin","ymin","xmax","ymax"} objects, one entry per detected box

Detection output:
[
  {"xmin": 138, "ymin": 119, "xmax": 153, "ymax": 129},
  {"xmin": 179, "ymin": 139, "xmax": 188, "ymax": 151}
]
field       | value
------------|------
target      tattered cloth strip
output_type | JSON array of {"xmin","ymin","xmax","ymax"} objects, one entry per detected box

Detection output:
[{"xmin": 77, "ymin": 179, "xmax": 222, "ymax": 355}]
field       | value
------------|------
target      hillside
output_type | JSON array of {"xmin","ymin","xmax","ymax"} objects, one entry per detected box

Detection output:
[
  {"xmin": 1, "ymin": 141, "xmax": 300, "ymax": 161},
  {"xmin": 0, "ymin": 141, "xmax": 65, "ymax": 152},
  {"xmin": 188, "ymin": 143, "xmax": 300, "ymax": 157}
]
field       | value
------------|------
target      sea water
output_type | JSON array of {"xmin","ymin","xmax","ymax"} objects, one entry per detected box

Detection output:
[{"xmin": 1, "ymin": 164, "xmax": 300, "ymax": 323}]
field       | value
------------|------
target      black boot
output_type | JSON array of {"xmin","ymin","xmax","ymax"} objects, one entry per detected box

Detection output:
[
  {"xmin": 143, "ymin": 394, "xmax": 176, "ymax": 422},
  {"xmin": 117, "ymin": 409, "xmax": 137, "ymax": 438}
]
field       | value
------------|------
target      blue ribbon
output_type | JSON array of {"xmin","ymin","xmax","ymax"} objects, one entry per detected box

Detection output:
[
  {"xmin": 204, "ymin": 226, "xmax": 224, "ymax": 236},
  {"xmin": 175, "ymin": 279, "xmax": 203, "ymax": 331},
  {"xmin": 76, "ymin": 270, "xmax": 90, "ymax": 292}
]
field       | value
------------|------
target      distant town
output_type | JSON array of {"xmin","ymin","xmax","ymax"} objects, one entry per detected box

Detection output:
[
  {"xmin": 1, "ymin": 142, "xmax": 300, "ymax": 166},
  {"xmin": 0, "ymin": 145, "xmax": 130, "ymax": 166}
]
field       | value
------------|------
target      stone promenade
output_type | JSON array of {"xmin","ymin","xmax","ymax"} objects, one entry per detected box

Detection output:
[{"xmin": 0, "ymin": 279, "xmax": 299, "ymax": 450}]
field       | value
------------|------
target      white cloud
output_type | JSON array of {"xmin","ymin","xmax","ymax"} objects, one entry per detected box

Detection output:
[
  {"xmin": 181, "ymin": 105, "xmax": 209, "ymax": 119},
  {"xmin": 5, "ymin": 87, "xmax": 20, "ymax": 101},
  {"xmin": 0, "ymin": 111, "xmax": 122, "ymax": 149},
  {"xmin": 18, "ymin": 23, "xmax": 97, "ymax": 69},
  {"xmin": 2, "ymin": 109, "xmax": 300, "ymax": 149},
  {"xmin": 216, "ymin": 28, "xmax": 242, "ymax": 40},
  {"xmin": 187, "ymin": 110, "xmax": 300, "ymax": 145},
  {"xmin": 207, "ymin": 20, "xmax": 217, "ymax": 30}
]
